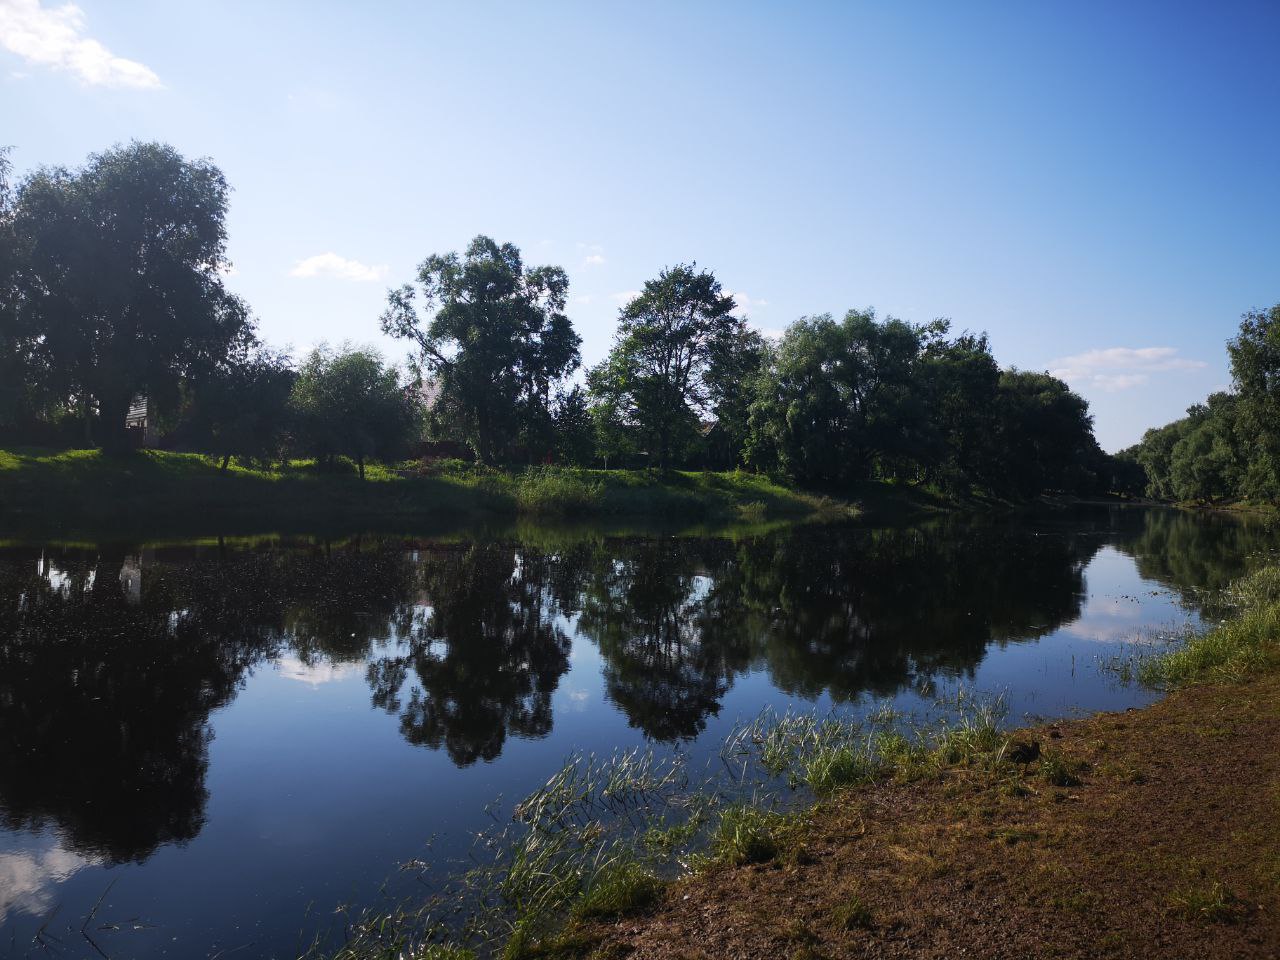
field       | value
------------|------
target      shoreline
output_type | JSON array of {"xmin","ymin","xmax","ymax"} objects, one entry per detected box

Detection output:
[
  {"xmin": 0, "ymin": 446, "xmax": 1167, "ymax": 542},
  {"xmin": 326, "ymin": 562, "xmax": 1279, "ymax": 960},
  {"xmin": 551, "ymin": 569, "xmax": 1280, "ymax": 960},
  {"xmin": 572, "ymin": 671, "xmax": 1280, "ymax": 960},
  {"xmin": 0, "ymin": 447, "xmax": 855, "ymax": 539}
]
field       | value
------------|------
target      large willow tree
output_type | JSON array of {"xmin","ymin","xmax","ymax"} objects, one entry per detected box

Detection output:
[{"xmin": 11, "ymin": 142, "xmax": 252, "ymax": 451}]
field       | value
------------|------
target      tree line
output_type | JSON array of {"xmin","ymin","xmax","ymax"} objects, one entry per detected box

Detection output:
[
  {"xmin": 1, "ymin": 141, "xmax": 1158, "ymax": 497},
  {"xmin": 1119, "ymin": 305, "xmax": 1280, "ymax": 504}
]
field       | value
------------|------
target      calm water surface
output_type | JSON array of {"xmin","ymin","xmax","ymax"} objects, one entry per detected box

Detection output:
[{"xmin": 1, "ymin": 506, "xmax": 1276, "ymax": 957}]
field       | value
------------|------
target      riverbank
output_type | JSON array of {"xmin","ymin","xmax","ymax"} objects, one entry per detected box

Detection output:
[
  {"xmin": 360, "ymin": 564, "xmax": 1280, "ymax": 960},
  {"xmin": 549, "ymin": 566, "xmax": 1280, "ymax": 960},
  {"xmin": 0, "ymin": 447, "xmax": 852, "ymax": 538}
]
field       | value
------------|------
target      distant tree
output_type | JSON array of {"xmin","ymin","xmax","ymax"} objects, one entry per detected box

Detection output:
[
  {"xmin": 552, "ymin": 385, "xmax": 596, "ymax": 466},
  {"xmin": 290, "ymin": 345, "xmax": 419, "ymax": 479},
  {"xmin": 1132, "ymin": 417, "xmax": 1195, "ymax": 501},
  {"xmin": 588, "ymin": 264, "xmax": 744, "ymax": 470},
  {"xmin": 382, "ymin": 236, "xmax": 581, "ymax": 464},
  {"xmin": 704, "ymin": 325, "xmax": 769, "ymax": 466},
  {"xmin": 1228, "ymin": 304, "xmax": 1280, "ymax": 500},
  {"xmin": 1167, "ymin": 394, "xmax": 1245, "ymax": 502},
  {"xmin": 993, "ymin": 370, "xmax": 1098, "ymax": 497},
  {"xmin": 10, "ymin": 142, "xmax": 253, "ymax": 451},
  {"xmin": 746, "ymin": 310, "xmax": 926, "ymax": 484},
  {"xmin": 187, "ymin": 345, "xmax": 296, "ymax": 470},
  {"xmin": 919, "ymin": 328, "xmax": 1001, "ymax": 492},
  {"xmin": 0, "ymin": 146, "xmax": 27, "ymax": 430}
]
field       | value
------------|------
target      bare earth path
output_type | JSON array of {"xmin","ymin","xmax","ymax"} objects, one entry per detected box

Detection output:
[{"xmin": 587, "ymin": 675, "xmax": 1280, "ymax": 960}]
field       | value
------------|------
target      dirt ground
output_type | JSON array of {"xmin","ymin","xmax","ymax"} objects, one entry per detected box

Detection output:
[{"xmin": 585, "ymin": 674, "xmax": 1280, "ymax": 959}]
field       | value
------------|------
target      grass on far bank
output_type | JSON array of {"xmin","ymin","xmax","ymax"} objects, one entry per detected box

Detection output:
[{"xmin": 0, "ymin": 446, "xmax": 851, "ymax": 538}]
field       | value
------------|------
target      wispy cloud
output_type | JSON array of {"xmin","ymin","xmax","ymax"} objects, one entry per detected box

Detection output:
[
  {"xmin": 289, "ymin": 252, "xmax": 388, "ymax": 283},
  {"xmin": 0, "ymin": 0, "xmax": 161, "ymax": 88},
  {"xmin": 727, "ymin": 291, "xmax": 767, "ymax": 313},
  {"xmin": 1049, "ymin": 346, "xmax": 1206, "ymax": 393},
  {"xmin": 610, "ymin": 290, "xmax": 642, "ymax": 306},
  {"xmin": 576, "ymin": 242, "xmax": 606, "ymax": 269}
]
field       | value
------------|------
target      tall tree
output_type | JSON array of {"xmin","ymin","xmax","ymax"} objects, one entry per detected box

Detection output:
[
  {"xmin": 382, "ymin": 236, "xmax": 580, "ymax": 464},
  {"xmin": 1228, "ymin": 304, "xmax": 1280, "ymax": 500},
  {"xmin": 993, "ymin": 370, "xmax": 1098, "ymax": 496},
  {"xmin": 11, "ymin": 142, "xmax": 252, "ymax": 451},
  {"xmin": 745, "ymin": 310, "xmax": 926, "ymax": 484},
  {"xmin": 290, "ymin": 345, "xmax": 419, "ymax": 479},
  {"xmin": 587, "ymin": 264, "xmax": 743, "ymax": 470},
  {"xmin": 919, "ymin": 327, "xmax": 1001, "ymax": 491}
]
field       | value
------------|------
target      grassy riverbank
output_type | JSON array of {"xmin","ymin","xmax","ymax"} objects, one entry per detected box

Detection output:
[
  {"xmin": 0, "ymin": 447, "xmax": 850, "ymax": 538},
  {"xmin": 329, "ymin": 563, "xmax": 1280, "ymax": 960}
]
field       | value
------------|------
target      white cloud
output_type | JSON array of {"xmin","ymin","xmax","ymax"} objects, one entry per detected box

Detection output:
[
  {"xmin": 610, "ymin": 290, "xmax": 641, "ymax": 306},
  {"xmin": 289, "ymin": 252, "xmax": 388, "ymax": 283},
  {"xmin": 1048, "ymin": 346, "xmax": 1206, "ymax": 393},
  {"xmin": 727, "ymin": 291, "xmax": 768, "ymax": 313},
  {"xmin": 0, "ymin": 0, "xmax": 161, "ymax": 88},
  {"xmin": 570, "ymin": 294, "xmax": 593, "ymax": 306},
  {"xmin": 276, "ymin": 655, "xmax": 364, "ymax": 687},
  {"xmin": 0, "ymin": 839, "xmax": 95, "ymax": 924},
  {"xmin": 582, "ymin": 253, "xmax": 606, "ymax": 267}
]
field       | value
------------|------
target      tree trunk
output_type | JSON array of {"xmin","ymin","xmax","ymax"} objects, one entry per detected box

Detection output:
[
  {"xmin": 358, "ymin": 455, "xmax": 365, "ymax": 480},
  {"xmin": 97, "ymin": 393, "xmax": 131, "ymax": 455},
  {"xmin": 81, "ymin": 395, "xmax": 94, "ymax": 446},
  {"xmin": 220, "ymin": 454, "xmax": 230, "ymax": 472}
]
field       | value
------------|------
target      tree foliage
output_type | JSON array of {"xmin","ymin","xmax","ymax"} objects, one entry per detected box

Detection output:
[
  {"xmin": 382, "ymin": 236, "xmax": 580, "ymax": 464},
  {"xmin": 587, "ymin": 264, "xmax": 748, "ymax": 469},
  {"xmin": 290, "ymin": 345, "xmax": 419, "ymax": 478},
  {"xmin": 10, "ymin": 142, "xmax": 253, "ymax": 451},
  {"xmin": 185, "ymin": 345, "xmax": 296, "ymax": 470},
  {"xmin": 1127, "ymin": 304, "xmax": 1280, "ymax": 503}
]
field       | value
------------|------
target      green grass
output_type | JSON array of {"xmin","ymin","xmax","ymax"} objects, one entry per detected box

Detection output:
[
  {"xmin": 1167, "ymin": 881, "xmax": 1247, "ymax": 924},
  {"xmin": 570, "ymin": 860, "xmax": 665, "ymax": 921},
  {"xmin": 831, "ymin": 895, "xmax": 875, "ymax": 931},
  {"xmin": 0, "ymin": 446, "xmax": 849, "ymax": 538},
  {"xmin": 1138, "ymin": 565, "xmax": 1280, "ymax": 687},
  {"xmin": 703, "ymin": 805, "xmax": 798, "ymax": 867}
]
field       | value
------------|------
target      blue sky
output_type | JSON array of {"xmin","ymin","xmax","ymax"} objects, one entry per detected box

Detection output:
[{"xmin": 2, "ymin": 0, "xmax": 1278, "ymax": 450}]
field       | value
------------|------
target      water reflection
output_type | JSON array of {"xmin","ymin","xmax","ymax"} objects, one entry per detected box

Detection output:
[
  {"xmin": 368, "ymin": 544, "xmax": 573, "ymax": 765},
  {"xmin": 0, "ymin": 506, "xmax": 1274, "ymax": 877}
]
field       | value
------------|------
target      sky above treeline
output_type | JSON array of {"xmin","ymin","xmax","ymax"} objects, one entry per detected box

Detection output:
[{"xmin": 2, "ymin": 0, "xmax": 1278, "ymax": 451}]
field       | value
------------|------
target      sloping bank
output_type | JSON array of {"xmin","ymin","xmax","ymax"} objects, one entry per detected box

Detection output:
[
  {"xmin": 0, "ymin": 448, "xmax": 849, "ymax": 538},
  {"xmin": 361, "ymin": 565, "xmax": 1280, "ymax": 960},
  {"xmin": 562, "ymin": 567, "xmax": 1280, "ymax": 960}
]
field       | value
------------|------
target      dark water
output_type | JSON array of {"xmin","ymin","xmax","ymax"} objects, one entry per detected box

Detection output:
[{"xmin": 1, "ymin": 506, "xmax": 1276, "ymax": 957}]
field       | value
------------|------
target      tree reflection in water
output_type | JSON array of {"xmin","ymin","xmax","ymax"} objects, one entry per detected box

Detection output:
[{"xmin": 0, "ymin": 506, "xmax": 1272, "ymax": 869}]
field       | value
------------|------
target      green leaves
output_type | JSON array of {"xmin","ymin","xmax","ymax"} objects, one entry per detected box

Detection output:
[
  {"xmin": 9, "ymin": 141, "xmax": 251, "ymax": 450},
  {"xmin": 290, "ymin": 345, "xmax": 420, "ymax": 477},
  {"xmin": 588, "ymin": 264, "xmax": 750, "ymax": 469},
  {"xmin": 383, "ymin": 236, "xmax": 581, "ymax": 465}
]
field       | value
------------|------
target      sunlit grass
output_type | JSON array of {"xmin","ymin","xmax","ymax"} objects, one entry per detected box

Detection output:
[
  {"xmin": 0, "ymin": 445, "xmax": 847, "ymax": 537},
  {"xmin": 1137, "ymin": 565, "xmax": 1280, "ymax": 687}
]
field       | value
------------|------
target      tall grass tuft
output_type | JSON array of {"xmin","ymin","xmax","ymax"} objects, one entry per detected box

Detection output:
[
  {"xmin": 1138, "ymin": 564, "xmax": 1280, "ymax": 687},
  {"xmin": 512, "ymin": 468, "xmax": 603, "ymax": 516}
]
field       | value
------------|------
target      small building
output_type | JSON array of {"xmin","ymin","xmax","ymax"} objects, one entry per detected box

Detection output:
[{"xmin": 125, "ymin": 396, "xmax": 158, "ymax": 447}]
